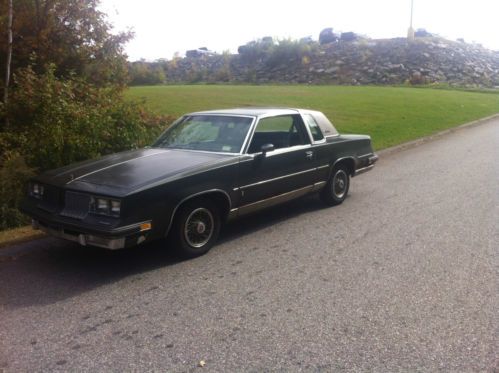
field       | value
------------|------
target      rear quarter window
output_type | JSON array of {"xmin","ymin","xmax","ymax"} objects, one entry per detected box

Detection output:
[
  {"xmin": 311, "ymin": 112, "xmax": 339, "ymax": 137},
  {"xmin": 303, "ymin": 114, "xmax": 325, "ymax": 142}
]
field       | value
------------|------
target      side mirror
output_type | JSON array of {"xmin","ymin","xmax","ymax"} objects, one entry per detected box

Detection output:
[{"xmin": 260, "ymin": 143, "xmax": 275, "ymax": 156}]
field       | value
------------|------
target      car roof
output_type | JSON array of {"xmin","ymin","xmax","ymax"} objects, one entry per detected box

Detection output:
[{"xmin": 188, "ymin": 107, "xmax": 302, "ymax": 118}]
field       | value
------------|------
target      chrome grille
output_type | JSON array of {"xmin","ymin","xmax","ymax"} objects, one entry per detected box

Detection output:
[{"xmin": 60, "ymin": 192, "xmax": 90, "ymax": 219}]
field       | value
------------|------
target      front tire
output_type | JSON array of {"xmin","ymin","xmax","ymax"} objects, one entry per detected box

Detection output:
[
  {"xmin": 170, "ymin": 199, "xmax": 221, "ymax": 258},
  {"xmin": 320, "ymin": 165, "xmax": 350, "ymax": 206}
]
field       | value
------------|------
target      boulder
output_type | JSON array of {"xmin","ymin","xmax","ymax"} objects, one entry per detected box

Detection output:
[
  {"xmin": 340, "ymin": 32, "xmax": 357, "ymax": 42},
  {"xmin": 319, "ymin": 28, "xmax": 338, "ymax": 45},
  {"xmin": 186, "ymin": 49, "xmax": 200, "ymax": 58},
  {"xmin": 170, "ymin": 35, "xmax": 499, "ymax": 87},
  {"xmin": 415, "ymin": 29, "xmax": 433, "ymax": 37}
]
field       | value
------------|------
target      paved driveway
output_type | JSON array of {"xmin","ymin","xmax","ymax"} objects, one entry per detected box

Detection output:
[{"xmin": 0, "ymin": 119, "xmax": 498, "ymax": 372}]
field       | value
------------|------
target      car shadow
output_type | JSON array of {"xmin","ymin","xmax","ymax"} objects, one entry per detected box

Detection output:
[{"xmin": 0, "ymin": 195, "xmax": 326, "ymax": 309}]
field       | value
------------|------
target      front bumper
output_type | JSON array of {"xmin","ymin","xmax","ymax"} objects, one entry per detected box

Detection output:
[{"xmin": 31, "ymin": 218, "xmax": 152, "ymax": 250}]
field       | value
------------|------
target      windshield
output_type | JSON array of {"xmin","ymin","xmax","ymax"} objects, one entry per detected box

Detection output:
[{"xmin": 153, "ymin": 115, "xmax": 254, "ymax": 153}]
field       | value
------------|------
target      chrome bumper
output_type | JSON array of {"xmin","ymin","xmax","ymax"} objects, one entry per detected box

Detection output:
[
  {"xmin": 354, "ymin": 154, "xmax": 379, "ymax": 176},
  {"xmin": 32, "ymin": 219, "xmax": 150, "ymax": 250}
]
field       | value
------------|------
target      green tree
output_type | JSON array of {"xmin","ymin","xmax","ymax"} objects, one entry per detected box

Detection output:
[
  {"xmin": 128, "ymin": 60, "xmax": 166, "ymax": 86},
  {"xmin": 0, "ymin": 1, "xmax": 174, "ymax": 229},
  {"xmin": 0, "ymin": 0, "xmax": 132, "ymax": 89},
  {"xmin": 3, "ymin": 64, "xmax": 170, "ymax": 170}
]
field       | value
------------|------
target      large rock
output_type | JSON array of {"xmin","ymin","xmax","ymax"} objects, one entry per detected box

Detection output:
[
  {"xmin": 415, "ymin": 29, "xmax": 433, "ymax": 37},
  {"xmin": 185, "ymin": 48, "xmax": 214, "ymax": 58},
  {"xmin": 319, "ymin": 28, "xmax": 338, "ymax": 45},
  {"xmin": 169, "ymin": 36, "xmax": 499, "ymax": 87},
  {"xmin": 340, "ymin": 32, "xmax": 357, "ymax": 42}
]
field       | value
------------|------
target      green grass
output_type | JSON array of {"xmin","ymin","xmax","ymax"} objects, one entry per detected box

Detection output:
[
  {"xmin": 0, "ymin": 225, "xmax": 45, "ymax": 250},
  {"xmin": 127, "ymin": 85, "xmax": 499, "ymax": 150}
]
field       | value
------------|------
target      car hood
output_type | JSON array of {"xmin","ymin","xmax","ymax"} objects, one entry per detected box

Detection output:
[{"xmin": 38, "ymin": 148, "xmax": 236, "ymax": 193}]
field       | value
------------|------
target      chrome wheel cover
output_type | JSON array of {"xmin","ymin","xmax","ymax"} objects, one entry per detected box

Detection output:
[
  {"xmin": 332, "ymin": 169, "xmax": 348, "ymax": 199},
  {"xmin": 184, "ymin": 208, "xmax": 214, "ymax": 248}
]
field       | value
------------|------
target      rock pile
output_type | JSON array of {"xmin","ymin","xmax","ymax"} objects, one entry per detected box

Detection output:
[{"xmin": 165, "ymin": 37, "xmax": 499, "ymax": 87}]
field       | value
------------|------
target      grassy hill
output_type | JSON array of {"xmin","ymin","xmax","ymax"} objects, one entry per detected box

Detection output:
[{"xmin": 127, "ymin": 85, "xmax": 499, "ymax": 150}]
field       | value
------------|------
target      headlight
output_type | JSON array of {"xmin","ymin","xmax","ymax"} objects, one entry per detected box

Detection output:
[
  {"xmin": 96, "ymin": 198, "xmax": 109, "ymax": 213},
  {"xmin": 110, "ymin": 200, "xmax": 121, "ymax": 215},
  {"xmin": 29, "ymin": 182, "xmax": 44, "ymax": 199},
  {"xmin": 90, "ymin": 197, "xmax": 121, "ymax": 217}
]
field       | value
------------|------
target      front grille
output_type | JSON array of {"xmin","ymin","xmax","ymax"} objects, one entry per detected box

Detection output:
[{"xmin": 60, "ymin": 191, "xmax": 90, "ymax": 219}]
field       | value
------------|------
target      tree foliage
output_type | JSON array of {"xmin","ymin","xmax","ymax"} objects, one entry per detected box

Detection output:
[
  {"xmin": 0, "ymin": 151, "xmax": 34, "ymax": 229},
  {"xmin": 238, "ymin": 37, "xmax": 319, "ymax": 68},
  {"xmin": 0, "ymin": 64, "xmax": 173, "ymax": 228},
  {"xmin": 0, "ymin": 1, "xmax": 174, "ymax": 229},
  {"xmin": 2, "ymin": 65, "xmax": 170, "ymax": 170},
  {"xmin": 128, "ymin": 60, "xmax": 166, "ymax": 86},
  {"xmin": 0, "ymin": 0, "xmax": 132, "ymax": 88}
]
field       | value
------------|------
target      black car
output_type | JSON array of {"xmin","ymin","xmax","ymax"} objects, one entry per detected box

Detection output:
[{"xmin": 21, "ymin": 108, "xmax": 378, "ymax": 257}]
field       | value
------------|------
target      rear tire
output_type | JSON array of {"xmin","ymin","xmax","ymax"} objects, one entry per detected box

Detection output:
[
  {"xmin": 320, "ymin": 165, "xmax": 350, "ymax": 206},
  {"xmin": 170, "ymin": 199, "xmax": 221, "ymax": 258}
]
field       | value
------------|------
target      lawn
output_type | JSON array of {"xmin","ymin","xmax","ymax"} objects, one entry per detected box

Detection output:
[
  {"xmin": 0, "ymin": 226, "xmax": 45, "ymax": 250},
  {"xmin": 127, "ymin": 85, "xmax": 499, "ymax": 150}
]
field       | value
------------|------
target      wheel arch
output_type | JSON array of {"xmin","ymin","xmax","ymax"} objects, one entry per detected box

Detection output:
[
  {"xmin": 331, "ymin": 157, "xmax": 355, "ymax": 176},
  {"xmin": 165, "ymin": 189, "xmax": 231, "ymax": 237}
]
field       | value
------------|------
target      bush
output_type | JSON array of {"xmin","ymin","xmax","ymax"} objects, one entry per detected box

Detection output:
[
  {"xmin": 265, "ymin": 39, "xmax": 318, "ymax": 68},
  {"xmin": 1, "ymin": 64, "xmax": 172, "ymax": 171},
  {"xmin": 0, "ymin": 64, "xmax": 174, "ymax": 229},
  {"xmin": 237, "ymin": 39, "xmax": 274, "ymax": 64},
  {"xmin": 128, "ymin": 61, "xmax": 166, "ymax": 86},
  {"xmin": 0, "ymin": 152, "xmax": 34, "ymax": 229},
  {"xmin": 238, "ymin": 38, "xmax": 319, "ymax": 69}
]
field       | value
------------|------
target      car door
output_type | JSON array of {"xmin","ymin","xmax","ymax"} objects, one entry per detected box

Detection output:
[
  {"xmin": 301, "ymin": 112, "xmax": 331, "ymax": 183},
  {"xmin": 235, "ymin": 114, "xmax": 319, "ymax": 210}
]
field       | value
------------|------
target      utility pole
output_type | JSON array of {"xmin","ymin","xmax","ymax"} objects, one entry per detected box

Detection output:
[{"xmin": 407, "ymin": 0, "xmax": 415, "ymax": 40}]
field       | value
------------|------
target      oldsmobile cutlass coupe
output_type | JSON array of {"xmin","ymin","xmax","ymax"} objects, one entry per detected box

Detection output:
[{"xmin": 21, "ymin": 108, "xmax": 378, "ymax": 257}]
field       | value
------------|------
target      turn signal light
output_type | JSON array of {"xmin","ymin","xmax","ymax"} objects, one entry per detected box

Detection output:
[{"xmin": 140, "ymin": 222, "xmax": 152, "ymax": 231}]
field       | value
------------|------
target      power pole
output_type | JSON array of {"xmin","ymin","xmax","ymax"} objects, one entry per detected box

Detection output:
[{"xmin": 407, "ymin": 0, "xmax": 415, "ymax": 40}]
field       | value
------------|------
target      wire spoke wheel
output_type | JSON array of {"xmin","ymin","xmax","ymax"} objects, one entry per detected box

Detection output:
[
  {"xmin": 183, "ymin": 207, "xmax": 214, "ymax": 248},
  {"xmin": 170, "ymin": 199, "xmax": 221, "ymax": 258}
]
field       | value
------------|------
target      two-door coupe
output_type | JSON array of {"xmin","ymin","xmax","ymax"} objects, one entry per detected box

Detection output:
[{"xmin": 21, "ymin": 108, "xmax": 378, "ymax": 257}]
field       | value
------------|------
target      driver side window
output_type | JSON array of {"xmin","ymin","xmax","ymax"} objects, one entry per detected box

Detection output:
[{"xmin": 248, "ymin": 115, "xmax": 308, "ymax": 153}]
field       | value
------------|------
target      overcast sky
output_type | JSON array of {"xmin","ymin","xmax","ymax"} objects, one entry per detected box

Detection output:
[{"xmin": 99, "ymin": 0, "xmax": 499, "ymax": 61}]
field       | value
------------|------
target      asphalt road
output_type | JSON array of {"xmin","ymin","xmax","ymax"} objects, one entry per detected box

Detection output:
[{"xmin": 1, "ymin": 119, "xmax": 498, "ymax": 372}]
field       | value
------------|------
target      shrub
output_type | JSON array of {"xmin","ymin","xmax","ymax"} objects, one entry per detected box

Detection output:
[
  {"xmin": 2, "ymin": 64, "xmax": 172, "ymax": 171},
  {"xmin": 265, "ymin": 39, "xmax": 318, "ymax": 68},
  {"xmin": 238, "ymin": 38, "xmax": 319, "ymax": 69},
  {"xmin": 0, "ymin": 64, "xmax": 174, "ymax": 229},
  {"xmin": 237, "ymin": 39, "xmax": 274, "ymax": 64},
  {"xmin": 128, "ymin": 61, "xmax": 166, "ymax": 86},
  {"xmin": 0, "ymin": 152, "xmax": 34, "ymax": 229}
]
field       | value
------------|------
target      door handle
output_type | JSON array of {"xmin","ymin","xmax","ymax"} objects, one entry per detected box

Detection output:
[{"xmin": 305, "ymin": 151, "xmax": 313, "ymax": 159}]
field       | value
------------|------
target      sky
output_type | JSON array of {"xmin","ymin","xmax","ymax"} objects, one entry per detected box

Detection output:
[{"xmin": 98, "ymin": 0, "xmax": 499, "ymax": 61}]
